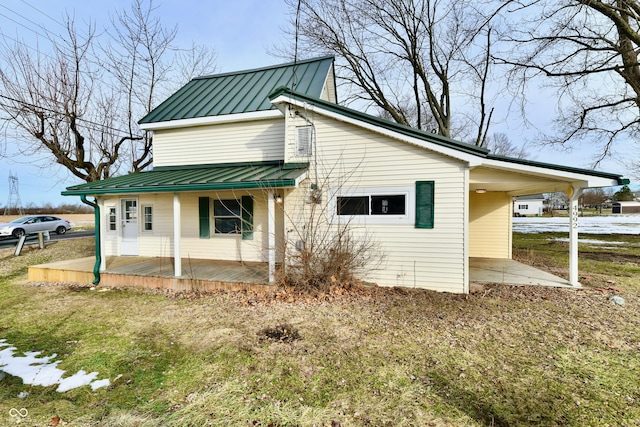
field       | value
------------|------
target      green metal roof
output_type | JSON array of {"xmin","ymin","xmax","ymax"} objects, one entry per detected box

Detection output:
[
  {"xmin": 486, "ymin": 154, "xmax": 627, "ymax": 182},
  {"xmin": 62, "ymin": 162, "xmax": 308, "ymax": 196},
  {"xmin": 269, "ymin": 87, "xmax": 628, "ymax": 184},
  {"xmin": 139, "ymin": 56, "xmax": 335, "ymax": 124}
]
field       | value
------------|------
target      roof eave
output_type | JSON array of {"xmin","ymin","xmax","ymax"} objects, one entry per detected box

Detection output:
[
  {"xmin": 481, "ymin": 156, "xmax": 626, "ymax": 188},
  {"xmin": 62, "ymin": 179, "xmax": 301, "ymax": 197},
  {"xmin": 139, "ymin": 109, "xmax": 282, "ymax": 131}
]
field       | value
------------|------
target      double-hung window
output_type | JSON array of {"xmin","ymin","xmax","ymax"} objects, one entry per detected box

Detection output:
[
  {"xmin": 108, "ymin": 207, "xmax": 117, "ymax": 231},
  {"xmin": 214, "ymin": 199, "xmax": 242, "ymax": 234},
  {"xmin": 199, "ymin": 196, "xmax": 254, "ymax": 239},
  {"xmin": 143, "ymin": 206, "xmax": 153, "ymax": 231}
]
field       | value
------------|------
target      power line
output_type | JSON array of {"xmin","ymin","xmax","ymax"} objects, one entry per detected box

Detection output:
[
  {"xmin": 0, "ymin": 94, "xmax": 139, "ymax": 137},
  {"xmin": 0, "ymin": 7, "xmax": 48, "ymax": 39},
  {"xmin": 19, "ymin": 0, "xmax": 66, "ymax": 29}
]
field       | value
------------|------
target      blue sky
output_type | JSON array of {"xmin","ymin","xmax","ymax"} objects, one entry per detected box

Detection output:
[{"xmin": 0, "ymin": 1, "xmax": 635, "ymax": 206}]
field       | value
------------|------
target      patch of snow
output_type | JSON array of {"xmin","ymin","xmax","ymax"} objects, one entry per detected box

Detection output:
[
  {"xmin": 553, "ymin": 238, "xmax": 626, "ymax": 245},
  {"xmin": 0, "ymin": 340, "xmax": 109, "ymax": 393},
  {"xmin": 513, "ymin": 215, "xmax": 640, "ymax": 235},
  {"xmin": 90, "ymin": 378, "xmax": 111, "ymax": 390}
]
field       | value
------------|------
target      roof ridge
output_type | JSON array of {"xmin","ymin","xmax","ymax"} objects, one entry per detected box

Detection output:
[{"xmin": 194, "ymin": 55, "xmax": 335, "ymax": 81}]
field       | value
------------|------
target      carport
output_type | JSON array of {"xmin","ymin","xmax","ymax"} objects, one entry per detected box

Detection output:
[{"xmin": 468, "ymin": 155, "xmax": 628, "ymax": 287}]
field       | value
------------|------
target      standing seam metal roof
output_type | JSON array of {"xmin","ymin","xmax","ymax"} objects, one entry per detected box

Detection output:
[
  {"xmin": 61, "ymin": 162, "xmax": 308, "ymax": 196},
  {"xmin": 139, "ymin": 56, "xmax": 335, "ymax": 124}
]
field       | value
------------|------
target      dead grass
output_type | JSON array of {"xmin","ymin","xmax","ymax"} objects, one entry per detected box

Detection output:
[{"xmin": 0, "ymin": 236, "xmax": 639, "ymax": 426}]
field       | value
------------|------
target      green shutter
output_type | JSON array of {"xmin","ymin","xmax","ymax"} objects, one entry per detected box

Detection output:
[
  {"xmin": 199, "ymin": 197, "xmax": 210, "ymax": 238},
  {"xmin": 415, "ymin": 181, "xmax": 434, "ymax": 229},
  {"xmin": 241, "ymin": 195, "xmax": 254, "ymax": 240}
]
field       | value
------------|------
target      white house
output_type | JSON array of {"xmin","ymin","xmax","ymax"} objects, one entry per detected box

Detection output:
[
  {"xmin": 62, "ymin": 56, "xmax": 628, "ymax": 293},
  {"xmin": 513, "ymin": 194, "xmax": 545, "ymax": 216}
]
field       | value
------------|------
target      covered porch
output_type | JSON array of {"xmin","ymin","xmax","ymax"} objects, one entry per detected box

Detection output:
[
  {"xmin": 28, "ymin": 255, "xmax": 571, "ymax": 291},
  {"xmin": 28, "ymin": 256, "xmax": 271, "ymax": 293}
]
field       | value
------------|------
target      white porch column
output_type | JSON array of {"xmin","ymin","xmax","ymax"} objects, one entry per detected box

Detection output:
[
  {"xmin": 267, "ymin": 193, "xmax": 276, "ymax": 283},
  {"xmin": 173, "ymin": 193, "xmax": 182, "ymax": 277},
  {"xmin": 569, "ymin": 186, "xmax": 582, "ymax": 286}
]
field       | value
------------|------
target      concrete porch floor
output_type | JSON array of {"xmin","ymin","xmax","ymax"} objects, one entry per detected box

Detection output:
[
  {"xmin": 28, "ymin": 256, "xmax": 270, "ymax": 293},
  {"xmin": 29, "ymin": 255, "xmax": 575, "ymax": 291},
  {"xmin": 469, "ymin": 257, "xmax": 575, "ymax": 288}
]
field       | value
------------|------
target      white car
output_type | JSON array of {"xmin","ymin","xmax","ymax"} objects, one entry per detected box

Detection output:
[{"xmin": 0, "ymin": 215, "xmax": 72, "ymax": 238}]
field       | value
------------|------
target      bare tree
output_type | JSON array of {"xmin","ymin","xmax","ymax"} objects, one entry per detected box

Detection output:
[
  {"xmin": 0, "ymin": 0, "xmax": 216, "ymax": 182},
  {"xmin": 285, "ymin": 0, "xmax": 507, "ymax": 144},
  {"xmin": 581, "ymin": 188, "xmax": 607, "ymax": 212},
  {"xmin": 485, "ymin": 132, "xmax": 530, "ymax": 159},
  {"xmin": 496, "ymin": 0, "xmax": 640, "ymax": 165}
]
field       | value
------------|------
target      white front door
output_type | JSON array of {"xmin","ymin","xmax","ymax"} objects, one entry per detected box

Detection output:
[{"xmin": 121, "ymin": 199, "xmax": 139, "ymax": 255}]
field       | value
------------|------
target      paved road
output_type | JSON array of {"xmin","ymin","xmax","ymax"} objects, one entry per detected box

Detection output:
[{"xmin": 0, "ymin": 229, "xmax": 95, "ymax": 250}]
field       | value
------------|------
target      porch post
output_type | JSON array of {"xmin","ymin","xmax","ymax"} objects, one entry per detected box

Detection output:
[
  {"xmin": 569, "ymin": 186, "xmax": 582, "ymax": 286},
  {"xmin": 173, "ymin": 193, "xmax": 182, "ymax": 277},
  {"xmin": 267, "ymin": 193, "xmax": 276, "ymax": 283}
]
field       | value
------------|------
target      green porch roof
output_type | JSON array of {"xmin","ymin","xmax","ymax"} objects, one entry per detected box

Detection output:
[
  {"xmin": 139, "ymin": 56, "xmax": 335, "ymax": 124},
  {"xmin": 62, "ymin": 162, "xmax": 308, "ymax": 196}
]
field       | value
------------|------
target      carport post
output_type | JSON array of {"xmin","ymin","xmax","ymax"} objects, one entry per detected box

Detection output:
[{"xmin": 569, "ymin": 187, "xmax": 582, "ymax": 286}]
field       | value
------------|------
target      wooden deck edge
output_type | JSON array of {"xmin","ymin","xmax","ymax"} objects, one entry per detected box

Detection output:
[{"xmin": 28, "ymin": 265, "xmax": 272, "ymax": 294}]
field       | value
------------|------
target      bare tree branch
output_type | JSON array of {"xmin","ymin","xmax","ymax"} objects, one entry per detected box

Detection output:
[{"xmin": 284, "ymin": 0, "xmax": 504, "ymax": 144}]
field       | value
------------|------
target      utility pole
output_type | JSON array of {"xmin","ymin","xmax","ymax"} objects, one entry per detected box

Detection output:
[{"xmin": 4, "ymin": 171, "xmax": 24, "ymax": 216}]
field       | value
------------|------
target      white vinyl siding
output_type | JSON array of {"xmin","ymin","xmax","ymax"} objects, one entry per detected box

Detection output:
[
  {"xmin": 136, "ymin": 194, "xmax": 174, "ymax": 258},
  {"xmin": 152, "ymin": 119, "xmax": 285, "ymax": 167},
  {"xmin": 469, "ymin": 191, "xmax": 512, "ymax": 258},
  {"xmin": 320, "ymin": 67, "xmax": 337, "ymax": 103},
  {"xmin": 284, "ymin": 114, "xmax": 467, "ymax": 293}
]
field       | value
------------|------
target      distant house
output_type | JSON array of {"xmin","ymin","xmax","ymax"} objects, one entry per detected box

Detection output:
[
  {"xmin": 62, "ymin": 56, "xmax": 628, "ymax": 293},
  {"xmin": 513, "ymin": 194, "xmax": 545, "ymax": 216},
  {"xmin": 612, "ymin": 201, "xmax": 640, "ymax": 214}
]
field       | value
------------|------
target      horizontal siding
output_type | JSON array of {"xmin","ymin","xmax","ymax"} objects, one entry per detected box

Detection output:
[
  {"xmin": 99, "ymin": 191, "xmax": 284, "ymax": 264},
  {"xmin": 284, "ymin": 115, "xmax": 468, "ymax": 293},
  {"xmin": 469, "ymin": 192, "xmax": 512, "ymax": 258},
  {"xmin": 153, "ymin": 119, "xmax": 285, "ymax": 167},
  {"xmin": 137, "ymin": 194, "xmax": 175, "ymax": 258},
  {"xmin": 178, "ymin": 191, "xmax": 268, "ymax": 262}
]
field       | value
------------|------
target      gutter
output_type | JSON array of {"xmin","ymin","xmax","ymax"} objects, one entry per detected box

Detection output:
[{"xmin": 80, "ymin": 195, "xmax": 101, "ymax": 285}]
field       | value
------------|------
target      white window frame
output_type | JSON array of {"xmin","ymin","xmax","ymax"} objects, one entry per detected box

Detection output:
[
  {"xmin": 296, "ymin": 125, "xmax": 313, "ymax": 156},
  {"xmin": 213, "ymin": 198, "xmax": 243, "ymax": 236},
  {"xmin": 106, "ymin": 206, "xmax": 117, "ymax": 233},
  {"xmin": 142, "ymin": 205, "xmax": 153, "ymax": 233},
  {"xmin": 328, "ymin": 186, "xmax": 415, "ymax": 225}
]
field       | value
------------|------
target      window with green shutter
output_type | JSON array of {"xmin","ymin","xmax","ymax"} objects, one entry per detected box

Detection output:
[
  {"xmin": 199, "ymin": 197, "xmax": 210, "ymax": 238},
  {"xmin": 415, "ymin": 181, "xmax": 434, "ymax": 229}
]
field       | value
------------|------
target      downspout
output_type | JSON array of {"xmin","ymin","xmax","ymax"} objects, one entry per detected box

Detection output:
[{"xmin": 80, "ymin": 194, "xmax": 101, "ymax": 285}]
